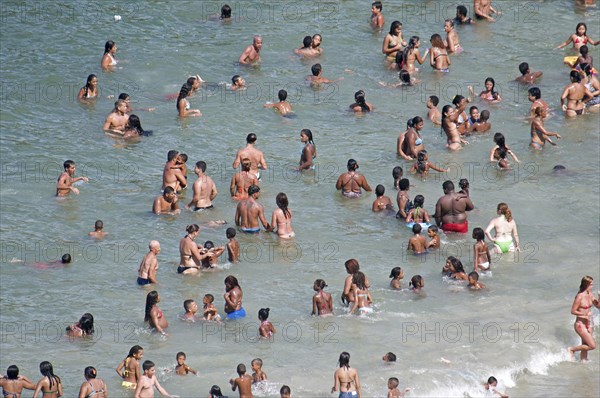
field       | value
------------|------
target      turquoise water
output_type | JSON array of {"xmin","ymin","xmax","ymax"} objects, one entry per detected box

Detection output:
[{"xmin": 1, "ymin": 1, "xmax": 599, "ymax": 397}]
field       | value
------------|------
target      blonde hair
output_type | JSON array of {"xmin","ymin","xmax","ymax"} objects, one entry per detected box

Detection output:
[{"xmin": 497, "ymin": 203, "xmax": 512, "ymax": 222}]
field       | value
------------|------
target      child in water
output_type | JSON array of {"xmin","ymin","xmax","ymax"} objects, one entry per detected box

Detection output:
[
  {"xmin": 226, "ymin": 228, "xmax": 240, "ymax": 263},
  {"xmin": 88, "ymin": 220, "xmax": 107, "ymax": 238},
  {"xmin": 382, "ymin": 352, "xmax": 397, "ymax": 362},
  {"xmin": 389, "ymin": 267, "xmax": 404, "ymax": 290},
  {"xmin": 473, "ymin": 227, "xmax": 492, "ymax": 272},
  {"xmin": 483, "ymin": 376, "xmax": 508, "ymax": 398},
  {"xmin": 468, "ymin": 271, "xmax": 486, "ymax": 290},
  {"xmin": 392, "ymin": 166, "xmax": 403, "ymax": 190},
  {"xmin": 407, "ymin": 223, "xmax": 427, "ymax": 255},
  {"xmin": 372, "ymin": 184, "xmax": 394, "ymax": 212},
  {"xmin": 427, "ymin": 225, "xmax": 441, "ymax": 249},
  {"xmin": 175, "ymin": 352, "xmax": 197, "ymax": 375},
  {"xmin": 387, "ymin": 377, "xmax": 411, "ymax": 398},
  {"xmin": 409, "ymin": 150, "xmax": 448, "ymax": 177},
  {"xmin": 409, "ymin": 275, "xmax": 424, "ymax": 293},
  {"xmin": 427, "ymin": 95, "xmax": 441, "ymax": 125},
  {"xmin": 251, "ymin": 358, "xmax": 267, "ymax": 383},
  {"xmin": 203, "ymin": 294, "xmax": 221, "ymax": 321},
  {"xmin": 258, "ymin": 308, "xmax": 276, "ymax": 339},
  {"xmin": 312, "ymin": 279, "xmax": 333, "ymax": 316},
  {"xmin": 350, "ymin": 271, "xmax": 373, "ymax": 314},
  {"xmin": 406, "ymin": 194, "xmax": 431, "ymax": 225}
]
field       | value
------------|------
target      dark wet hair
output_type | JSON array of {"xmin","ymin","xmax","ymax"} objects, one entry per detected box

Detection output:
[
  {"xmin": 142, "ymin": 360, "xmax": 155, "ymax": 372},
  {"xmin": 248, "ymin": 184, "xmax": 260, "ymax": 196},
  {"xmin": 352, "ymin": 271, "xmax": 367, "ymax": 290},
  {"xmin": 226, "ymin": 227, "xmax": 236, "ymax": 238},
  {"xmin": 375, "ymin": 184, "xmax": 385, "ymax": 196},
  {"xmin": 429, "ymin": 95, "xmax": 439, "ymax": 106},
  {"xmin": 204, "ymin": 294, "xmax": 214, "ymax": 303},
  {"xmin": 459, "ymin": 178, "xmax": 469, "ymax": 190},
  {"xmin": 126, "ymin": 114, "xmax": 151, "ymax": 136},
  {"xmin": 183, "ymin": 299, "xmax": 194, "ymax": 311},
  {"xmin": 576, "ymin": 22, "xmax": 587, "ymax": 36},
  {"xmin": 61, "ymin": 254, "xmax": 72, "ymax": 264},
  {"xmin": 232, "ymin": 75, "xmax": 241, "ymax": 85},
  {"xmin": 63, "ymin": 160, "xmax": 75, "ymax": 170},
  {"xmin": 163, "ymin": 186, "xmax": 175, "ymax": 195},
  {"xmin": 246, "ymin": 133, "xmax": 257, "ymax": 144},
  {"xmin": 469, "ymin": 106, "xmax": 479, "ymax": 114},
  {"xmin": 399, "ymin": 69, "xmax": 411, "ymax": 85},
  {"xmin": 493, "ymin": 132, "xmax": 506, "ymax": 148},
  {"xmin": 258, "ymin": 308, "xmax": 270, "ymax": 321},
  {"xmin": 311, "ymin": 63, "xmax": 322, "ymax": 76},
  {"xmin": 389, "ymin": 21, "xmax": 402, "ymax": 35},
  {"xmin": 84, "ymin": 366, "xmax": 97, "ymax": 379},
  {"xmin": 452, "ymin": 95, "xmax": 465, "ymax": 107},
  {"xmin": 195, "ymin": 161, "xmax": 207, "ymax": 173},
  {"xmin": 280, "ymin": 385, "xmax": 291, "ymax": 395},
  {"xmin": 276, "ymin": 192, "xmax": 291, "ymax": 219},
  {"xmin": 472, "ymin": 227, "xmax": 485, "ymax": 241},
  {"xmin": 210, "ymin": 385, "xmax": 224, "ymax": 397},
  {"xmin": 570, "ymin": 70, "xmax": 582, "ymax": 83},
  {"xmin": 553, "ymin": 165, "xmax": 566, "ymax": 171},
  {"xmin": 484, "ymin": 77, "xmax": 498, "ymax": 98},
  {"xmin": 6, "ymin": 365, "xmax": 18, "ymax": 379},
  {"xmin": 204, "ymin": 240, "xmax": 215, "ymax": 250},
  {"xmin": 442, "ymin": 180, "xmax": 454, "ymax": 192},
  {"xmin": 528, "ymin": 87, "xmax": 541, "ymax": 100},
  {"xmin": 78, "ymin": 313, "xmax": 94, "ymax": 335},
  {"xmin": 497, "ymin": 147, "xmax": 507, "ymax": 160},
  {"xmin": 83, "ymin": 74, "xmax": 97, "ymax": 97},
  {"xmin": 451, "ymin": 258, "xmax": 465, "ymax": 273},
  {"xmin": 385, "ymin": 352, "xmax": 397, "ymax": 361},
  {"xmin": 338, "ymin": 351, "xmax": 351, "ymax": 368},
  {"xmin": 412, "ymin": 223, "xmax": 422, "ymax": 234},
  {"xmin": 392, "ymin": 166, "xmax": 403, "ymax": 180},
  {"xmin": 301, "ymin": 128, "xmax": 315, "ymax": 146},
  {"xmin": 118, "ymin": 92, "xmax": 130, "ymax": 101},
  {"xmin": 409, "ymin": 275, "xmax": 423, "ymax": 288},
  {"xmin": 167, "ymin": 150, "xmax": 179, "ymax": 161},
  {"xmin": 176, "ymin": 84, "xmax": 192, "ymax": 110},
  {"xmin": 372, "ymin": 1, "xmax": 382, "ymax": 11},
  {"xmin": 144, "ymin": 291, "xmax": 159, "ymax": 322},
  {"xmin": 354, "ymin": 90, "xmax": 370, "ymax": 112},
  {"xmin": 104, "ymin": 40, "xmax": 115, "ymax": 54},
  {"xmin": 176, "ymin": 351, "xmax": 186, "ymax": 359},
  {"xmin": 468, "ymin": 271, "xmax": 479, "ymax": 281},
  {"xmin": 127, "ymin": 345, "xmax": 143, "ymax": 357},
  {"xmin": 389, "ymin": 266, "xmax": 402, "ymax": 279},
  {"xmin": 236, "ymin": 363, "xmax": 246, "ymax": 375},
  {"xmin": 518, "ymin": 62, "xmax": 529, "ymax": 75},
  {"xmin": 224, "ymin": 275, "xmax": 240, "ymax": 289},
  {"xmin": 94, "ymin": 220, "xmax": 103, "ymax": 230},
  {"xmin": 428, "ymin": 225, "xmax": 438, "ymax": 233},
  {"xmin": 413, "ymin": 194, "xmax": 424, "ymax": 208},
  {"xmin": 302, "ymin": 35, "xmax": 312, "ymax": 48},
  {"xmin": 314, "ymin": 279, "xmax": 328, "ymax": 289},
  {"xmin": 278, "ymin": 89, "xmax": 287, "ymax": 101},
  {"xmin": 347, "ymin": 158, "xmax": 358, "ymax": 171},
  {"xmin": 580, "ymin": 45, "xmax": 589, "ymax": 56},
  {"xmin": 416, "ymin": 151, "xmax": 427, "ymax": 172},
  {"xmin": 221, "ymin": 4, "xmax": 231, "ymax": 18},
  {"xmin": 457, "ymin": 5, "xmax": 467, "ymax": 17},
  {"xmin": 479, "ymin": 110, "xmax": 490, "ymax": 122},
  {"xmin": 445, "ymin": 19, "xmax": 454, "ymax": 28},
  {"xmin": 399, "ymin": 178, "xmax": 410, "ymax": 191},
  {"xmin": 39, "ymin": 361, "xmax": 60, "ymax": 390}
]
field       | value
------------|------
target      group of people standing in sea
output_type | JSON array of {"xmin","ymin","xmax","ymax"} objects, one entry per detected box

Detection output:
[{"xmin": 6, "ymin": 0, "xmax": 600, "ymax": 397}]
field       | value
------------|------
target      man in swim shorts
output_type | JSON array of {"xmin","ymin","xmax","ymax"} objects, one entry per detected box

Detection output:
[
  {"xmin": 232, "ymin": 133, "xmax": 267, "ymax": 182},
  {"xmin": 234, "ymin": 185, "xmax": 271, "ymax": 233},
  {"xmin": 239, "ymin": 35, "xmax": 262, "ymax": 65},
  {"xmin": 137, "ymin": 241, "xmax": 160, "ymax": 285},
  {"xmin": 434, "ymin": 180, "xmax": 474, "ymax": 233},
  {"xmin": 186, "ymin": 160, "xmax": 217, "ymax": 211}
]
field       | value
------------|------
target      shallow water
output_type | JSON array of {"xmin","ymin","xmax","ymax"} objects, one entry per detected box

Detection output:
[{"xmin": 1, "ymin": 0, "xmax": 599, "ymax": 397}]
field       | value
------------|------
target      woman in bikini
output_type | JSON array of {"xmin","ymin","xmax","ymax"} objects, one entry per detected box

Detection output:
[
  {"xmin": 144, "ymin": 291, "xmax": 168, "ymax": 336},
  {"xmin": 258, "ymin": 308, "xmax": 276, "ymax": 339},
  {"xmin": 298, "ymin": 129, "xmax": 316, "ymax": 171},
  {"xmin": 335, "ymin": 159, "xmax": 372, "ymax": 198},
  {"xmin": 312, "ymin": 279, "xmax": 333, "ymax": 316},
  {"xmin": 489, "ymin": 133, "xmax": 520, "ymax": 163},
  {"xmin": 399, "ymin": 36, "xmax": 428, "ymax": 74},
  {"xmin": 341, "ymin": 259, "xmax": 371, "ymax": 306},
  {"xmin": 0, "ymin": 365, "xmax": 35, "ymax": 397},
  {"xmin": 562, "ymin": 70, "xmax": 594, "ymax": 117},
  {"xmin": 270, "ymin": 192, "xmax": 295, "ymax": 239},
  {"xmin": 178, "ymin": 224, "xmax": 208, "ymax": 275},
  {"xmin": 66, "ymin": 313, "xmax": 94, "ymax": 337},
  {"xmin": 78, "ymin": 367, "xmax": 107, "ymax": 398},
  {"xmin": 444, "ymin": 19, "xmax": 463, "ymax": 54},
  {"xmin": 177, "ymin": 83, "xmax": 202, "ymax": 117},
  {"xmin": 484, "ymin": 203, "xmax": 520, "ymax": 254},
  {"xmin": 331, "ymin": 352, "xmax": 361, "ymax": 398},
  {"xmin": 441, "ymin": 105, "xmax": 469, "ymax": 151},
  {"xmin": 101, "ymin": 40, "xmax": 118, "ymax": 70},
  {"xmin": 581, "ymin": 64, "xmax": 600, "ymax": 111},
  {"xmin": 476, "ymin": 77, "xmax": 502, "ymax": 102},
  {"xmin": 350, "ymin": 272, "xmax": 373, "ymax": 315},
  {"xmin": 397, "ymin": 119, "xmax": 414, "ymax": 161},
  {"xmin": 557, "ymin": 22, "xmax": 597, "ymax": 50},
  {"xmin": 529, "ymin": 107, "xmax": 561, "ymax": 149},
  {"xmin": 452, "ymin": 95, "xmax": 471, "ymax": 134},
  {"xmin": 382, "ymin": 21, "xmax": 405, "ymax": 63},
  {"xmin": 33, "ymin": 362, "xmax": 62, "ymax": 398},
  {"xmin": 402, "ymin": 116, "xmax": 425, "ymax": 159},
  {"xmin": 77, "ymin": 74, "xmax": 98, "ymax": 100},
  {"xmin": 429, "ymin": 34, "xmax": 450, "ymax": 72},
  {"xmin": 349, "ymin": 90, "xmax": 374, "ymax": 113},
  {"xmin": 115, "ymin": 345, "xmax": 143, "ymax": 389},
  {"xmin": 568, "ymin": 276, "xmax": 600, "ymax": 361}
]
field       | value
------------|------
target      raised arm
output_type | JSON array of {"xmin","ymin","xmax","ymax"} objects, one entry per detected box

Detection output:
[{"xmin": 557, "ymin": 34, "xmax": 574, "ymax": 49}]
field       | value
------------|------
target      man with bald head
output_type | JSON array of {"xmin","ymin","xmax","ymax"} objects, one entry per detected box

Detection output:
[
  {"xmin": 239, "ymin": 35, "xmax": 262, "ymax": 65},
  {"xmin": 137, "ymin": 240, "xmax": 161, "ymax": 285}
]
